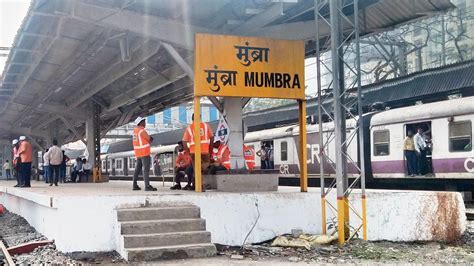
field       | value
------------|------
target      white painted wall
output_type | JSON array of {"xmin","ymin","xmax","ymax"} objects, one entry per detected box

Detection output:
[{"xmin": 0, "ymin": 187, "xmax": 467, "ymax": 254}]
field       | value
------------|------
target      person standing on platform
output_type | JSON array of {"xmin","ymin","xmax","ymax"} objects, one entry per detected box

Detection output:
[
  {"xmin": 244, "ymin": 145, "xmax": 255, "ymax": 170},
  {"xmin": 82, "ymin": 159, "xmax": 91, "ymax": 182},
  {"xmin": 132, "ymin": 117, "xmax": 157, "ymax": 191},
  {"xmin": 18, "ymin": 136, "xmax": 32, "ymax": 187},
  {"xmin": 60, "ymin": 151, "xmax": 69, "ymax": 183},
  {"xmin": 12, "ymin": 139, "xmax": 21, "ymax": 187},
  {"xmin": 43, "ymin": 149, "xmax": 50, "ymax": 183},
  {"xmin": 209, "ymin": 140, "xmax": 231, "ymax": 174},
  {"xmin": 170, "ymin": 141, "xmax": 193, "ymax": 190},
  {"xmin": 414, "ymin": 127, "xmax": 427, "ymax": 175},
  {"xmin": 182, "ymin": 114, "xmax": 214, "ymax": 191},
  {"xmin": 403, "ymin": 131, "xmax": 417, "ymax": 177},
  {"xmin": 48, "ymin": 140, "xmax": 63, "ymax": 186},
  {"xmin": 3, "ymin": 160, "xmax": 11, "ymax": 180},
  {"xmin": 256, "ymin": 144, "xmax": 268, "ymax": 169}
]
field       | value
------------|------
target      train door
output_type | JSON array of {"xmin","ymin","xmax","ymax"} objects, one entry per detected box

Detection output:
[
  {"xmin": 404, "ymin": 121, "xmax": 432, "ymax": 176},
  {"xmin": 123, "ymin": 157, "xmax": 129, "ymax": 176},
  {"xmin": 257, "ymin": 140, "xmax": 274, "ymax": 169},
  {"xmin": 111, "ymin": 159, "xmax": 116, "ymax": 176}
]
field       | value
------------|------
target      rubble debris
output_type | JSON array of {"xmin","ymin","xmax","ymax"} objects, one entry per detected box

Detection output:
[
  {"xmin": 271, "ymin": 234, "xmax": 338, "ymax": 250},
  {"xmin": 291, "ymin": 229, "xmax": 303, "ymax": 238}
]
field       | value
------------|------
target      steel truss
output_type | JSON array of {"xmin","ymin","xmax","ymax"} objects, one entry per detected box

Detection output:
[{"xmin": 314, "ymin": 0, "xmax": 367, "ymax": 244}]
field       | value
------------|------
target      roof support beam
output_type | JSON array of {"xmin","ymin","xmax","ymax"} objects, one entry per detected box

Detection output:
[
  {"xmin": 71, "ymin": 1, "xmax": 213, "ymax": 50},
  {"xmin": 65, "ymin": 41, "xmax": 161, "ymax": 110},
  {"xmin": 58, "ymin": 116, "xmax": 86, "ymax": 146},
  {"xmin": 26, "ymin": 135, "xmax": 45, "ymax": 150},
  {"xmin": 0, "ymin": 124, "xmax": 48, "ymax": 139},
  {"xmin": 232, "ymin": 3, "xmax": 284, "ymax": 34}
]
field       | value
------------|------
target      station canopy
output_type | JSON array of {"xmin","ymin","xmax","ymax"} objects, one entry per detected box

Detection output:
[{"xmin": 0, "ymin": 0, "xmax": 454, "ymax": 145}]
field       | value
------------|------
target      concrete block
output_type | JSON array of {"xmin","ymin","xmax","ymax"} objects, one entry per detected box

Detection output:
[
  {"xmin": 215, "ymin": 174, "xmax": 279, "ymax": 192},
  {"xmin": 120, "ymin": 218, "xmax": 206, "ymax": 235},
  {"xmin": 117, "ymin": 206, "xmax": 200, "ymax": 222},
  {"xmin": 203, "ymin": 175, "xmax": 217, "ymax": 189},
  {"xmin": 126, "ymin": 243, "xmax": 217, "ymax": 261}
]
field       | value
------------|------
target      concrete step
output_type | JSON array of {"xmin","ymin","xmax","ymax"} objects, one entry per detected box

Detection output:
[
  {"xmin": 117, "ymin": 206, "xmax": 200, "ymax": 222},
  {"xmin": 120, "ymin": 218, "xmax": 206, "ymax": 235},
  {"xmin": 126, "ymin": 243, "xmax": 217, "ymax": 261},
  {"xmin": 123, "ymin": 231, "xmax": 211, "ymax": 248}
]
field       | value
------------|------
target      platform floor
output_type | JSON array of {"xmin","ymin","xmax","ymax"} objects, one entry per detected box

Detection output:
[{"xmin": 0, "ymin": 180, "xmax": 305, "ymax": 197}]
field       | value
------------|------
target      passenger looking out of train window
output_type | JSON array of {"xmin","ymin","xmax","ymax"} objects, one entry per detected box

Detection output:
[
  {"xmin": 132, "ymin": 116, "xmax": 157, "ymax": 191},
  {"xmin": 209, "ymin": 140, "xmax": 231, "ymax": 175},
  {"xmin": 82, "ymin": 159, "xmax": 91, "ymax": 182},
  {"xmin": 182, "ymin": 114, "xmax": 214, "ymax": 191},
  {"xmin": 403, "ymin": 131, "xmax": 417, "ymax": 177},
  {"xmin": 47, "ymin": 139, "xmax": 63, "ymax": 186},
  {"xmin": 170, "ymin": 141, "xmax": 193, "ymax": 190},
  {"xmin": 414, "ymin": 127, "xmax": 427, "ymax": 175},
  {"xmin": 256, "ymin": 144, "xmax": 268, "ymax": 169}
]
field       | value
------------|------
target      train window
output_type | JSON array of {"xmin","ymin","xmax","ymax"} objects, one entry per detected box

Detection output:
[
  {"xmin": 129, "ymin": 157, "xmax": 136, "ymax": 168},
  {"xmin": 101, "ymin": 160, "xmax": 106, "ymax": 171},
  {"xmin": 373, "ymin": 130, "xmax": 390, "ymax": 156},
  {"xmin": 280, "ymin": 141, "xmax": 288, "ymax": 161},
  {"xmin": 449, "ymin": 121, "xmax": 472, "ymax": 152},
  {"xmin": 116, "ymin": 159, "xmax": 123, "ymax": 169}
]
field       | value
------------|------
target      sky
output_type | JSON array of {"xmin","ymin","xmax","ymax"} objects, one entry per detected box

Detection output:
[{"xmin": 0, "ymin": 0, "xmax": 31, "ymax": 73}]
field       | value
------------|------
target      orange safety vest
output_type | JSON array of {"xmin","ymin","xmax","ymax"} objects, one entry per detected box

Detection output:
[
  {"xmin": 213, "ymin": 144, "xmax": 231, "ymax": 170},
  {"xmin": 132, "ymin": 126, "xmax": 151, "ymax": 158},
  {"xmin": 244, "ymin": 145, "xmax": 255, "ymax": 170},
  {"xmin": 183, "ymin": 122, "xmax": 213, "ymax": 154}
]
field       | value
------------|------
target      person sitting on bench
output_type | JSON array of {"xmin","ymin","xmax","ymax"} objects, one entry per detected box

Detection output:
[
  {"xmin": 171, "ymin": 141, "xmax": 193, "ymax": 190},
  {"xmin": 209, "ymin": 140, "xmax": 231, "ymax": 174}
]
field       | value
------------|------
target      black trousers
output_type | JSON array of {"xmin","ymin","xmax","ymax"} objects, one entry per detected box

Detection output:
[
  {"xmin": 417, "ymin": 149, "xmax": 427, "ymax": 175},
  {"xmin": 49, "ymin": 164, "xmax": 60, "ymax": 184},
  {"xmin": 175, "ymin": 166, "xmax": 194, "ymax": 185},
  {"xmin": 208, "ymin": 164, "xmax": 227, "ymax": 175}
]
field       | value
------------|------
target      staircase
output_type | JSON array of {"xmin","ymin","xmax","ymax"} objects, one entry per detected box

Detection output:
[{"xmin": 117, "ymin": 204, "xmax": 217, "ymax": 261}]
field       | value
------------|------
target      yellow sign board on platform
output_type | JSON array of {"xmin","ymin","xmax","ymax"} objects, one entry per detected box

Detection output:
[{"xmin": 194, "ymin": 34, "xmax": 305, "ymax": 100}]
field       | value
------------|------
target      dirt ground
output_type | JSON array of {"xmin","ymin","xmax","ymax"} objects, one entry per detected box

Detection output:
[{"xmin": 0, "ymin": 208, "xmax": 472, "ymax": 264}]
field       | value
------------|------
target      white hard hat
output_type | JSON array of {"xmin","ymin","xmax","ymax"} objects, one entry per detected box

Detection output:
[
  {"xmin": 134, "ymin": 116, "xmax": 146, "ymax": 126},
  {"xmin": 12, "ymin": 139, "xmax": 18, "ymax": 145},
  {"xmin": 19, "ymin": 136, "xmax": 26, "ymax": 141}
]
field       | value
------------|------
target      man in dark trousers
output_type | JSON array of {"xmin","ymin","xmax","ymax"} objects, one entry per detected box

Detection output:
[{"xmin": 132, "ymin": 117, "xmax": 157, "ymax": 191}]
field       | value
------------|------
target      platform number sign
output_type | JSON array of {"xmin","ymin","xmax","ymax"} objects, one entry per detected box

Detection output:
[{"xmin": 216, "ymin": 118, "xmax": 230, "ymax": 144}]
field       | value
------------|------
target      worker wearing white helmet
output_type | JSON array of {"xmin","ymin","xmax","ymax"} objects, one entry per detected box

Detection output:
[
  {"xmin": 11, "ymin": 139, "xmax": 20, "ymax": 187},
  {"xmin": 131, "ymin": 116, "xmax": 157, "ymax": 191},
  {"xmin": 18, "ymin": 135, "xmax": 33, "ymax": 187}
]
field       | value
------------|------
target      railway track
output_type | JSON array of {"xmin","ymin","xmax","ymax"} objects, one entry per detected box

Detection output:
[
  {"xmin": 0, "ymin": 239, "xmax": 14, "ymax": 266},
  {"xmin": 466, "ymin": 204, "xmax": 474, "ymax": 221}
]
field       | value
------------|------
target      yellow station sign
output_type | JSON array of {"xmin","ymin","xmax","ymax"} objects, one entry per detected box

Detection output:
[{"xmin": 194, "ymin": 34, "xmax": 305, "ymax": 100}]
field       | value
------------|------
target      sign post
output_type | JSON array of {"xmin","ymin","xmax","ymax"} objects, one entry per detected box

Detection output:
[{"xmin": 194, "ymin": 33, "xmax": 306, "ymax": 192}]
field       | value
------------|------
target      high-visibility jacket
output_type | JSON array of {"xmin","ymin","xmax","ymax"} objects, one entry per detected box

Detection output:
[
  {"xmin": 182, "ymin": 122, "xmax": 213, "ymax": 154},
  {"xmin": 212, "ymin": 144, "xmax": 231, "ymax": 170},
  {"xmin": 18, "ymin": 141, "xmax": 32, "ymax": 163},
  {"xmin": 12, "ymin": 146, "xmax": 19, "ymax": 167},
  {"xmin": 132, "ymin": 126, "xmax": 151, "ymax": 158},
  {"xmin": 244, "ymin": 145, "xmax": 255, "ymax": 170},
  {"xmin": 175, "ymin": 151, "xmax": 192, "ymax": 168}
]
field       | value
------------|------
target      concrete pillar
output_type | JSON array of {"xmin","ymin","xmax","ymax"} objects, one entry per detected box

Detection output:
[
  {"xmin": 86, "ymin": 116, "xmax": 95, "ymax": 164},
  {"xmin": 223, "ymin": 97, "xmax": 246, "ymax": 169}
]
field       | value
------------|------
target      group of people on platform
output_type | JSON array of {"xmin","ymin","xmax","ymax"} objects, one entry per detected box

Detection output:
[
  {"xmin": 131, "ymin": 114, "xmax": 255, "ymax": 191},
  {"xmin": 5, "ymin": 136, "xmax": 33, "ymax": 187},
  {"xmin": 403, "ymin": 127, "xmax": 433, "ymax": 177},
  {"xmin": 42, "ymin": 140, "xmax": 69, "ymax": 186}
]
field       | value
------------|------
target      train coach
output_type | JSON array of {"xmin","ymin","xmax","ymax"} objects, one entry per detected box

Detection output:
[{"xmin": 103, "ymin": 97, "xmax": 473, "ymax": 192}]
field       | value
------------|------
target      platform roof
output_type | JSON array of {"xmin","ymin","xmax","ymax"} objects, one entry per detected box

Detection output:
[{"xmin": 0, "ymin": 0, "xmax": 454, "ymax": 147}]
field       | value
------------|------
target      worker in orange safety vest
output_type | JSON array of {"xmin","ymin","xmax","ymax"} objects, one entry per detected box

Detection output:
[
  {"xmin": 132, "ymin": 117, "xmax": 157, "ymax": 191},
  {"xmin": 209, "ymin": 140, "xmax": 231, "ymax": 174},
  {"xmin": 181, "ymin": 114, "xmax": 214, "ymax": 190},
  {"xmin": 243, "ymin": 145, "xmax": 255, "ymax": 170},
  {"xmin": 18, "ymin": 136, "xmax": 32, "ymax": 187}
]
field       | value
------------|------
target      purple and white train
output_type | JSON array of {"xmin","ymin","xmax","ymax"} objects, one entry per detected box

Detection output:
[{"xmin": 104, "ymin": 97, "xmax": 474, "ymax": 192}]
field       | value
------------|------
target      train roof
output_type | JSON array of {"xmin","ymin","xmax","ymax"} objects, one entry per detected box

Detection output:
[
  {"xmin": 371, "ymin": 96, "xmax": 474, "ymax": 126},
  {"xmin": 105, "ymin": 144, "xmax": 177, "ymax": 159}
]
